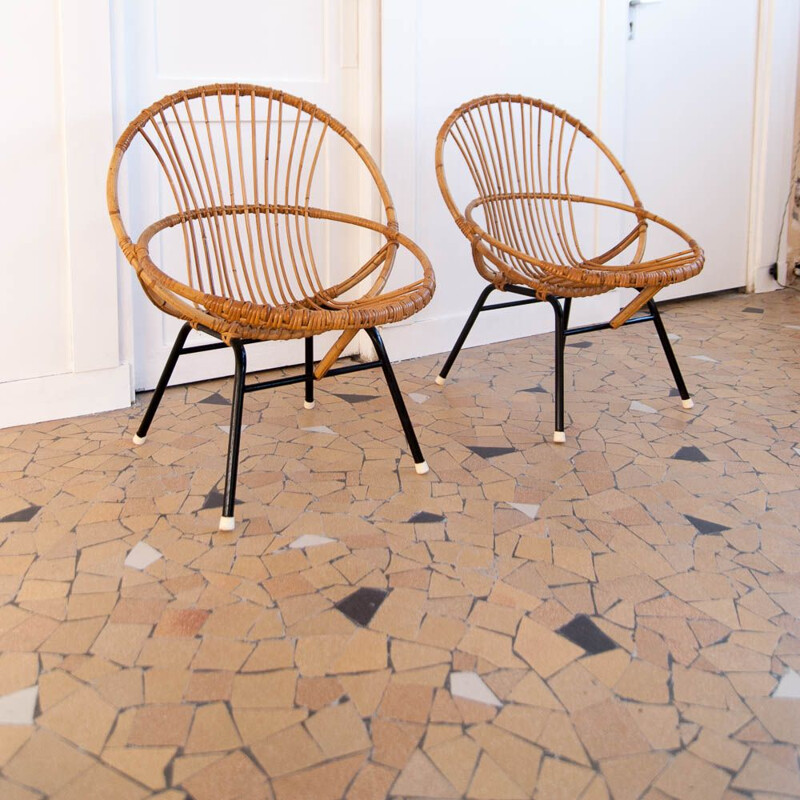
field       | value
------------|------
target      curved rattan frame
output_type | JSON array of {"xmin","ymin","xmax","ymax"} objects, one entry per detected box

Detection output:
[
  {"xmin": 108, "ymin": 83, "xmax": 435, "ymax": 345},
  {"xmin": 436, "ymin": 94, "xmax": 703, "ymax": 322},
  {"xmin": 434, "ymin": 93, "xmax": 704, "ymax": 441}
]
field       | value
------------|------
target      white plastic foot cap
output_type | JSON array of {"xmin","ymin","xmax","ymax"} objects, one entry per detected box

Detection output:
[
  {"xmin": 132, "ymin": 434, "xmax": 146, "ymax": 445},
  {"xmin": 553, "ymin": 431, "xmax": 566, "ymax": 443},
  {"xmin": 303, "ymin": 400, "xmax": 316, "ymax": 410},
  {"xmin": 414, "ymin": 461, "xmax": 430, "ymax": 475},
  {"xmin": 435, "ymin": 375, "xmax": 446, "ymax": 386},
  {"xmin": 218, "ymin": 516, "xmax": 235, "ymax": 531},
  {"xmin": 682, "ymin": 398, "xmax": 694, "ymax": 409}
]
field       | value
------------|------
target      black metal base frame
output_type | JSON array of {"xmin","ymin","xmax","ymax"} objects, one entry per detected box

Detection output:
[
  {"xmin": 437, "ymin": 284, "xmax": 692, "ymax": 441},
  {"xmin": 134, "ymin": 325, "xmax": 426, "ymax": 528}
]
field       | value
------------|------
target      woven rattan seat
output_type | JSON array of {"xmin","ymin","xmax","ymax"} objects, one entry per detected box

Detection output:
[
  {"xmin": 435, "ymin": 94, "xmax": 704, "ymax": 441},
  {"xmin": 108, "ymin": 84, "xmax": 435, "ymax": 530}
]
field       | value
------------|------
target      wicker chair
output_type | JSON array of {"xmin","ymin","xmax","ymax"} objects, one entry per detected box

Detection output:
[
  {"xmin": 108, "ymin": 84, "xmax": 435, "ymax": 530},
  {"xmin": 435, "ymin": 94, "xmax": 703, "ymax": 442}
]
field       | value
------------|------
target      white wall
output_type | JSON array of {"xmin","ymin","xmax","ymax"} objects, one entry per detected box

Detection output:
[
  {"xmin": 0, "ymin": 0, "xmax": 797, "ymax": 429},
  {"xmin": 0, "ymin": 0, "xmax": 130, "ymax": 428}
]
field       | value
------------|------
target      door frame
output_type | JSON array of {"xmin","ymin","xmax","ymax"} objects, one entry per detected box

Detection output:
[{"xmin": 746, "ymin": 0, "xmax": 800, "ymax": 292}]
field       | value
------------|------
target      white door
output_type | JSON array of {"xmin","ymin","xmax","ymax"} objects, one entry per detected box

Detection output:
[
  {"xmin": 624, "ymin": 0, "xmax": 758, "ymax": 298},
  {"xmin": 112, "ymin": 0, "xmax": 370, "ymax": 390}
]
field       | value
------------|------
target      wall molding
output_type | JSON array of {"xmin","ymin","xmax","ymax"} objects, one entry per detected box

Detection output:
[{"xmin": 0, "ymin": 366, "xmax": 131, "ymax": 430}]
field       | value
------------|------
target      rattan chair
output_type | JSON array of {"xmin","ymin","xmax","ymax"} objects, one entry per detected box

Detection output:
[
  {"xmin": 108, "ymin": 84, "xmax": 435, "ymax": 530},
  {"xmin": 435, "ymin": 94, "xmax": 703, "ymax": 442}
]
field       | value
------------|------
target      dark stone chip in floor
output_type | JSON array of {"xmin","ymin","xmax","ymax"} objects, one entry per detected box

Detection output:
[
  {"xmin": 202, "ymin": 489, "xmax": 243, "ymax": 510},
  {"xmin": 334, "ymin": 587, "xmax": 389, "ymax": 627},
  {"xmin": 672, "ymin": 446, "xmax": 709, "ymax": 463},
  {"xmin": 685, "ymin": 514, "xmax": 730, "ymax": 535},
  {"xmin": 200, "ymin": 392, "xmax": 230, "ymax": 405},
  {"xmin": 557, "ymin": 615, "xmax": 619, "ymax": 655},
  {"xmin": 409, "ymin": 511, "xmax": 445, "ymax": 524},
  {"xmin": 0, "ymin": 504, "xmax": 42, "ymax": 523},
  {"xmin": 743, "ymin": 307, "xmax": 764, "ymax": 314},
  {"xmin": 333, "ymin": 393, "xmax": 375, "ymax": 404},
  {"xmin": 669, "ymin": 388, "xmax": 680, "ymax": 397},
  {"xmin": 467, "ymin": 445, "xmax": 517, "ymax": 459},
  {"xmin": 521, "ymin": 385, "xmax": 547, "ymax": 394},
  {"xmin": 567, "ymin": 341, "xmax": 592, "ymax": 349}
]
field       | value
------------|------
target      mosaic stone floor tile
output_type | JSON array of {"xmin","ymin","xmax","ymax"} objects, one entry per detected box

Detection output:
[
  {"xmin": 217, "ymin": 423, "xmax": 248, "ymax": 434},
  {"xmin": 466, "ymin": 445, "xmax": 517, "ymax": 459},
  {"xmin": 408, "ymin": 511, "xmax": 446, "ymax": 523},
  {"xmin": 333, "ymin": 393, "xmax": 375, "ymax": 403},
  {"xmin": 0, "ymin": 504, "xmax": 41, "ymax": 523},
  {"xmin": 557, "ymin": 615, "xmax": 619, "ymax": 656},
  {"xmin": 630, "ymin": 400, "xmax": 657, "ymax": 414},
  {"xmin": 1, "ymin": 289, "xmax": 799, "ymax": 798},
  {"xmin": 672, "ymin": 445, "xmax": 710, "ymax": 462},
  {"xmin": 334, "ymin": 587, "xmax": 389, "ymax": 627},
  {"xmin": 300, "ymin": 425, "xmax": 336, "ymax": 435},
  {"xmin": 684, "ymin": 514, "xmax": 730, "ymax": 535},
  {"xmin": 409, "ymin": 392, "xmax": 429, "ymax": 404},
  {"xmin": 123, "ymin": 542, "xmax": 162, "ymax": 570},
  {"xmin": 691, "ymin": 353, "xmax": 719, "ymax": 363},
  {"xmin": 449, "ymin": 672, "xmax": 501, "ymax": 707},
  {"xmin": 773, "ymin": 669, "xmax": 800, "ymax": 699},
  {"xmin": 199, "ymin": 392, "xmax": 229, "ymax": 405},
  {"xmin": 289, "ymin": 534, "xmax": 337, "ymax": 549},
  {"xmin": 507, "ymin": 502, "xmax": 540, "ymax": 520},
  {"xmin": 520, "ymin": 384, "xmax": 547, "ymax": 393},
  {"xmin": 0, "ymin": 685, "xmax": 38, "ymax": 725}
]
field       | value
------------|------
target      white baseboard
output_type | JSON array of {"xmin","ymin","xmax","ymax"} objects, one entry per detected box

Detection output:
[{"xmin": 0, "ymin": 365, "xmax": 132, "ymax": 429}]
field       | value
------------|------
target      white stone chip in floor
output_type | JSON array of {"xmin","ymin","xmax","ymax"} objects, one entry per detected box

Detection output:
[
  {"xmin": 217, "ymin": 424, "xmax": 249, "ymax": 434},
  {"xmin": 289, "ymin": 534, "xmax": 337, "ymax": 549},
  {"xmin": 691, "ymin": 354, "xmax": 719, "ymax": 363},
  {"xmin": 630, "ymin": 400, "xmax": 658, "ymax": 414},
  {"xmin": 773, "ymin": 669, "xmax": 800, "ymax": 699},
  {"xmin": 124, "ymin": 541, "xmax": 163, "ymax": 570},
  {"xmin": 508, "ymin": 503, "xmax": 540, "ymax": 520},
  {"xmin": 0, "ymin": 686, "xmax": 38, "ymax": 725},
  {"xmin": 301, "ymin": 426, "xmax": 337, "ymax": 435},
  {"xmin": 450, "ymin": 672, "xmax": 502, "ymax": 707}
]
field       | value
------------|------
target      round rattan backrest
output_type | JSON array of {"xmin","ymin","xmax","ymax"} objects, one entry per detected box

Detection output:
[
  {"xmin": 107, "ymin": 84, "xmax": 397, "ymax": 309},
  {"xmin": 436, "ymin": 94, "xmax": 643, "ymax": 271}
]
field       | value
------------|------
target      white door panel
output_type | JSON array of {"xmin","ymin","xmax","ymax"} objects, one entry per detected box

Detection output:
[
  {"xmin": 625, "ymin": 0, "xmax": 758, "ymax": 299},
  {"xmin": 113, "ymin": 0, "xmax": 366, "ymax": 390}
]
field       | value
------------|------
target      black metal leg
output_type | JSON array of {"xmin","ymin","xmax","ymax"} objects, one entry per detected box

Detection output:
[
  {"xmin": 647, "ymin": 300, "xmax": 693, "ymax": 407},
  {"xmin": 133, "ymin": 322, "xmax": 192, "ymax": 444},
  {"xmin": 304, "ymin": 337, "xmax": 315, "ymax": 409},
  {"xmin": 562, "ymin": 297, "xmax": 573, "ymax": 330},
  {"xmin": 547, "ymin": 297, "xmax": 567, "ymax": 442},
  {"xmin": 365, "ymin": 327, "xmax": 428, "ymax": 473},
  {"xmin": 436, "ymin": 284, "xmax": 495, "ymax": 384},
  {"xmin": 219, "ymin": 341, "xmax": 247, "ymax": 530}
]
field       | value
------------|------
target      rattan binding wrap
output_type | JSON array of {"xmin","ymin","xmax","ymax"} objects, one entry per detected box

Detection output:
[
  {"xmin": 435, "ymin": 94, "xmax": 703, "ymax": 324},
  {"xmin": 108, "ymin": 84, "xmax": 435, "ymax": 351}
]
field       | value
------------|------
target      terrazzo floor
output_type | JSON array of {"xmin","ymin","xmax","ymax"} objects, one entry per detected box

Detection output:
[{"xmin": 0, "ymin": 288, "xmax": 799, "ymax": 799}]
